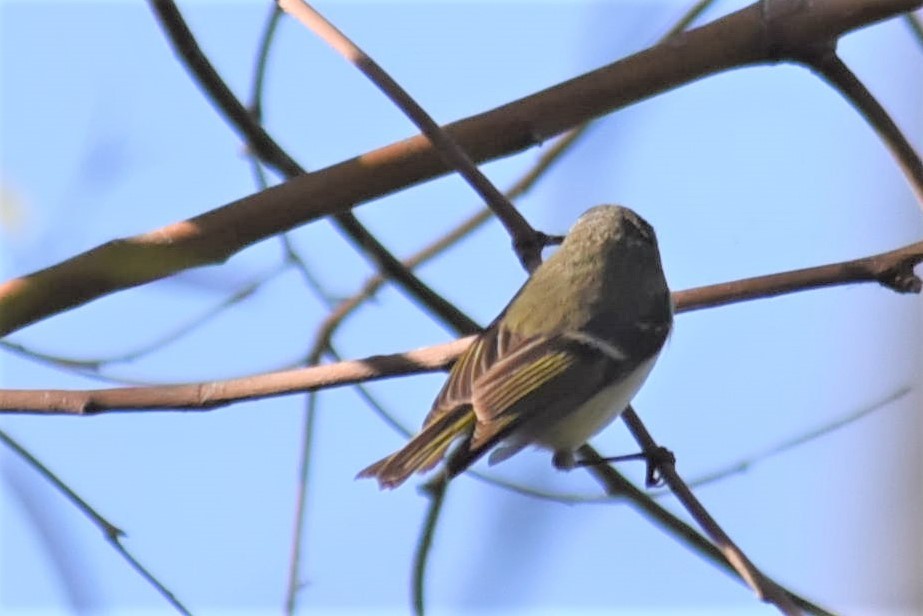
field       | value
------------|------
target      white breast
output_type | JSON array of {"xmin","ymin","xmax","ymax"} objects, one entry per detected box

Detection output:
[{"xmin": 536, "ymin": 353, "xmax": 659, "ymax": 451}]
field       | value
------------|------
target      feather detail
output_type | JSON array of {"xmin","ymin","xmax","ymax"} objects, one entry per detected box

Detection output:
[
  {"xmin": 356, "ymin": 404, "xmax": 475, "ymax": 489},
  {"xmin": 419, "ymin": 323, "xmax": 523, "ymax": 426},
  {"xmin": 446, "ymin": 335, "xmax": 619, "ymax": 477}
]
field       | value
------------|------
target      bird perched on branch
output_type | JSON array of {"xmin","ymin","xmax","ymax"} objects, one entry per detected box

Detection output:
[{"xmin": 358, "ymin": 205, "xmax": 673, "ymax": 489}]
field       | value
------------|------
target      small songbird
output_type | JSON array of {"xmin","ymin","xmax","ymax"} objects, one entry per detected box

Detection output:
[{"xmin": 358, "ymin": 205, "xmax": 673, "ymax": 489}]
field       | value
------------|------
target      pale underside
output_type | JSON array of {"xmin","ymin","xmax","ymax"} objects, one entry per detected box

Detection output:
[{"xmin": 486, "ymin": 351, "xmax": 659, "ymax": 465}]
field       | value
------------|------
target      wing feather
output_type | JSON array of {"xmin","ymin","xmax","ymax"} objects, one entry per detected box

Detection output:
[
  {"xmin": 422, "ymin": 322, "xmax": 525, "ymax": 426},
  {"xmin": 444, "ymin": 335, "xmax": 622, "ymax": 477},
  {"xmin": 357, "ymin": 404, "xmax": 475, "ymax": 489},
  {"xmin": 366, "ymin": 321, "xmax": 654, "ymax": 486}
]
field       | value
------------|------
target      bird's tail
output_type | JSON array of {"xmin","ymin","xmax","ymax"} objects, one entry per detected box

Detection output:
[{"xmin": 356, "ymin": 405, "xmax": 475, "ymax": 489}]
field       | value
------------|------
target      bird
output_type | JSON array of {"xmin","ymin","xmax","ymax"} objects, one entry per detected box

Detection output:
[{"xmin": 357, "ymin": 205, "xmax": 673, "ymax": 489}]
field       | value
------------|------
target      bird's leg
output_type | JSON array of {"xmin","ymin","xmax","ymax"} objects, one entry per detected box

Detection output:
[
  {"xmin": 571, "ymin": 446, "xmax": 675, "ymax": 488},
  {"xmin": 552, "ymin": 450, "xmax": 578, "ymax": 470}
]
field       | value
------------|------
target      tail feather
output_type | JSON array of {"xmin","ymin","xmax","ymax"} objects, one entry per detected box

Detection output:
[
  {"xmin": 444, "ymin": 412, "xmax": 520, "ymax": 479},
  {"xmin": 357, "ymin": 405, "xmax": 474, "ymax": 489}
]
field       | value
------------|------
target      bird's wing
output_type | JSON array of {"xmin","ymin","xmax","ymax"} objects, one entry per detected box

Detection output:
[
  {"xmin": 420, "ymin": 320, "xmax": 522, "ymax": 426},
  {"xmin": 443, "ymin": 331, "xmax": 632, "ymax": 477},
  {"xmin": 358, "ymin": 322, "xmax": 529, "ymax": 489}
]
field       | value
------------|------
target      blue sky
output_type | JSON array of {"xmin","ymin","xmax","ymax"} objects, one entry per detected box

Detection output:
[{"xmin": 1, "ymin": 1, "xmax": 921, "ymax": 614}]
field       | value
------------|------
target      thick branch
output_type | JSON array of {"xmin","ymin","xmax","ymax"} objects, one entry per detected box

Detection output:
[
  {"xmin": 3, "ymin": 240, "xmax": 919, "ymax": 415},
  {"xmin": 2, "ymin": 0, "xmax": 918, "ymax": 335}
]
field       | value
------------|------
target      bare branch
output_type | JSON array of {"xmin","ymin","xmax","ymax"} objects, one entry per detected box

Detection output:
[
  {"xmin": 413, "ymin": 476, "xmax": 448, "ymax": 616},
  {"xmin": 277, "ymin": 0, "xmax": 547, "ymax": 271},
  {"xmin": 2, "ymin": 263, "xmax": 289, "ymax": 373},
  {"xmin": 673, "ymin": 240, "xmax": 923, "ymax": 312},
  {"xmin": 681, "ymin": 386, "xmax": 911, "ymax": 490},
  {"xmin": 662, "ymin": 0, "xmax": 716, "ymax": 39},
  {"xmin": 279, "ymin": 229, "xmax": 349, "ymax": 615},
  {"xmin": 147, "ymin": 0, "xmax": 477, "ymax": 337},
  {"xmin": 577, "ymin": 445, "xmax": 835, "ymax": 616},
  {"xmin": 0, "ymin": 337, "xmax": 473, "ymax": 415},
  {"xmin": 3, "ymin": 0, "xmax": 918, "ymax": 335},
  {"xmin": 799, "ymin": 49, "xmax": 923, "ymax": 206},
  {"xmin": 310, "ymin": 0, "xmax": 723, "ymax": 347},
  {"xmin": 307, "ymin": 125, "xmax": 599, "ymax": 355},
  {"xmin": 249, "ymin": 3, "xmax": 283, "ymax": 123},
  {"xmin": 0, "ymin": 430, "xmax": 191, "ymax": 615},
  {"xmin": 619, "ymin": 409, "xmax": 801, "ymax": 614},
  {"xmin": 3, "ymin": 239, "xmax": 919, "ymax": 415},
  {"xmin": 283, "ymin": 389, "xmax": 319, "ymax": 616}
]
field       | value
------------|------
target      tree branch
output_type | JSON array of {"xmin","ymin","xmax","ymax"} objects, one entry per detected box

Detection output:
[
  {"xmin": 412, "ymin": 476, "xmax": 448, "ymax": 616},
  {"xmin": 146, "ymin": 0, "xmax": 477, "ymax": 336},
  {"xmin": 673, "ymin": 240, "xmax": 923, "ymax": 312},
  {"xmin": 2, "ymin": 0, "xmax": 918, "ymax": 335},
  {"xmin": 3, "ymin": 239, "xmax": 919, "ymax": 415},
  {"xmin": 278, "ymin": 0, "xmax": 547, "ymax": 271},
  {"xmin": 576, "ymin": 445, "xmax": 833, "ymax": 616},
  {"xmin": 0, "ymin": 337, "xmax": 473, "ymax": 415},
  {"xmin": 0, "ymin": 430, "xmax": 191, "ymax": 615},
  {"xmin": 306, "ymin": 0, "xmax": 720, "ymax": 350},
  {"xmin": 799, "ymin": 49, "xmax": 923, "ymax": 206},
  {"xmin": 679, "ymin": 385, "xmax": 911, "ymax": 490},
  {"xmin": 619, "ymin": 409, "xmax": 801, "ymax": 614}
]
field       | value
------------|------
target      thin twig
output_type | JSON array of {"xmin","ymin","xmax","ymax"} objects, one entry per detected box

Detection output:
[
  {"xmin": 680, "ymin": 386, "xmax": 911, "ymax": 490},
  {"xmin": 619, "ymin": 409, "xmax": 801, "ymax": 614},
  {"xmin": 0, "ymin": 345, "xmax": 183, "ymax": 387},
  {"xmin": 3, "ymin": 263, "xmax": 288, "ymax": 371},
  {"xmin": 249, "ymin": 3, "xmax": 283, "ymax": 122},
  {"xmin": 799, "ymin": 49, "xmax": 923, "ymax": 206},
  {"xmin": 662, "ymin": 0, "xmax": 716, "ymax": 39},
  {"xmin": 147, "ymin": 0, "xmax": 476, "ymax": 338},
  {"xmin": 244, "ymin": 3, "xmax": 281, "ymax": 191},
  {"xmin": 0, "ymin": 430, "xmax": 191, "ymax": 615},
  {"xmin": 243, "ymin": 2, "xmax": 346, "ymax": 311},
  {"xmin": 282, "ymin": 255, "xmax": 337, "ymax": 613},
  {"xmin": 284, "ymin": 386, "xmax": 319, "ymax": 615},
  {"xmin": 238, "ymin": 11, "xmax": 329, "ymax": 611},
  {"xmin": 412, "ymin": 476, "xmax": 448, "ymax": 616},
  {"xmin": 577, "ymin": 445, "xmax": 834, "ymax": 616},
  {"xmin": 277, "ymin": 0, "xmax": 547, "ymax": 271}
]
